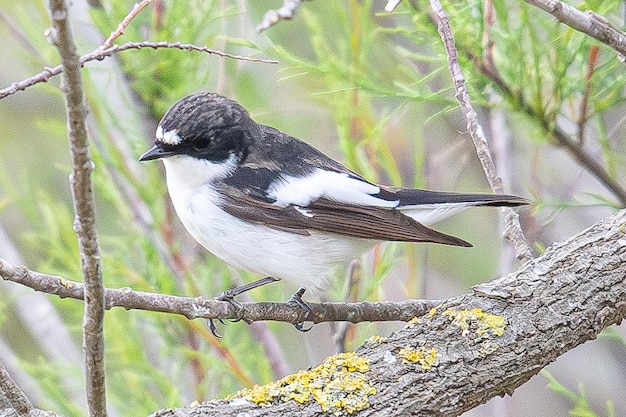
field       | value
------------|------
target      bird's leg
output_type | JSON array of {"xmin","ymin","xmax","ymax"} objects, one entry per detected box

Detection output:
[
  {"xmin": 287, "ymin": 287, "xmax": 314, "ymax": 332},
  {"xmin": 216, "ymin": 276, "xmax": 281, "ymax": 301},
  {"xmin": 209, "ymin": 276, "xmax": 281, "ymax": 337}
]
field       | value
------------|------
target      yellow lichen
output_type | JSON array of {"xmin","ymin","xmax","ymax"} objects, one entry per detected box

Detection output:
[
  {"xmin": 479, "ymin": 340, "xmax": 500, "ymax": 355},
  {"xmin": 227, "ymin": 352, "xmax": 376, "ymax": 416},
  {"xmin": 59, "ymin": 277, "xmax": 74, "ymax": 289},
  {"xmin": 427, "ymin": 307, "xmax": 438, "ymax": 317},
  {"xmin": 407, "ymin": 316, "xmax": 420, "ymax": 327},
  {"xmin": 367, "ymin": 335, "xmax": 388, "ymax": 344},
  {"xmin": 397, "ymin": 347, "xmax": 438, "ymax": 370},
  {"xmin": 442, "ymin": 307, "xmax": 506, "ymax": 337},
  {"xmin": 474, "ymin": 309, "xmax": 506, "ymax": 336}
]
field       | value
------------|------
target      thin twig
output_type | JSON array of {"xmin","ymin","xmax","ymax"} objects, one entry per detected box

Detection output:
[
  {"xmin": 97, "ymin": 41, "xmax": 279, "ymax": 63},
  {"xmin": 256, "ymin": 0, "xmax": 303, "ymax": 33},
  {"xmin": 0, "ymin": 41, "xmax": 277, "ymax": 100},
  {"xmin": 428, "ymin": 0, "xmax": 534, "ymax": 262},
  {"xmin": 522, "ymin": 0, "xmax": 626, "ymax": 58},
  {"xmin": 100, "ymin": 0, "xmax": 152, "ymax": 49},
  {"xmin": 0, "ymin": 257, "xmax": 441, "ymax": 325},
  {"xmin": 47, "ymin": 0, "xmax": 107, "ymax": 416}
]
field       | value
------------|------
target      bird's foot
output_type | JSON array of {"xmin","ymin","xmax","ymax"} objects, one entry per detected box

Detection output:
[
  {"xmin": 207, "ymin": 318, "xmax": 226, "ymax": 338},
  {"xmin": 287, "ymin": 287, "xmax": 314, "ymax": 332},
  {"xmin": 209, "ymin": 276, "xmax": 281, "ymax": 337}
]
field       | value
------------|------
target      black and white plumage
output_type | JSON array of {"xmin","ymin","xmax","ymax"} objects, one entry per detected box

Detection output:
[{"xmin": 139, "ymin": 92, "xmax": 528, "ymax": 292}]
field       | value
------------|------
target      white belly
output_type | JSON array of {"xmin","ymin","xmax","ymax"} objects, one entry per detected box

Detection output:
[{"xmin": 163, "ymin": 156, "xmax": 372, "ymax": 291}]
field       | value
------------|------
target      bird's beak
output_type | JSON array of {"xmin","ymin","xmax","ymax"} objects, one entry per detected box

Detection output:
[{"xmin": 139, "ymin": 144, "xmax": 175, "ymax": 161}]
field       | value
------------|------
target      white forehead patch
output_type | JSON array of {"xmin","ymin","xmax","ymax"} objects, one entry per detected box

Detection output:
[{"xmin": 156, "ymin": 125, "xmax": 182, "ymax": 145}]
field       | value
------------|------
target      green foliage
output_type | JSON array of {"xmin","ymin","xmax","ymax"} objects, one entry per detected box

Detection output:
[
  {"xmin": 449, "ymin": 0, "xmax": 626, "ymax": 135},
  {"xmin": 20, "ymin": 357, "xmax": 85, "ymax": 416},
  {"xmin": 543, "ymin": 370, "xmax": 616, "ymax": 417}
]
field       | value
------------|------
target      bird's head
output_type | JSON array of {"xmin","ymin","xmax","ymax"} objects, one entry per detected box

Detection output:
[{"xmin": 139, "ymin": 92, "xmax": 255, "ymax": 164}]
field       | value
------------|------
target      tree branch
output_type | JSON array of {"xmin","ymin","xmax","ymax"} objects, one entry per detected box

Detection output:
[
  {"xmin": 48, "ymin": 0, "xmax": 106, "ymax": 415},
  {"xmin": 100, "ymin": 0, "xmax": 152, "ymax": 49},
  {"xmin": 0, "ymin": 41, "xmax": 277, "ymax": 100},
  {"xmin": 149, "ymin": 208, "xmax": 626, "ymax": 416},
  {"xmin": 0, "ymin": 359, "xmax": 60, "ymax": 417},
  {"xmin": 522, "ymin": 0, "xmax": 626, "ymax": 58},
  {"xmin": 0, "ymin": 258, "xmax": 440, "ymax": 325},
  {"xmin": 0, "ymin": 41, "xmax": 278, "ymax": 99}
]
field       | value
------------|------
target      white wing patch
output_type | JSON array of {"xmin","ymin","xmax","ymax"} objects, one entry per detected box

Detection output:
[
  {"xmin": 268, "ymin": 169, "xmax": 399, "ymax": 208},
  {"xmin": 294, "ymin": 206, "xmax": 314, "ymax": 217},
  {"xmin": 156, "ymin": 125, "xmax": 183, "ymax": 145}
]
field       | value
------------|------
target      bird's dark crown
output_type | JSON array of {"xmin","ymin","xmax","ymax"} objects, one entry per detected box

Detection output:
[{"xmin": 155, "ymin": 92, "xmax": 256, "ymax": 162}]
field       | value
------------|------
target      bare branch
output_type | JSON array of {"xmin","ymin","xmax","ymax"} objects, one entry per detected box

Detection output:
[
  {"xmin": 100, "ymin": 0, "xmax": 152, "ymax": 49},
  {"xmin": 0, "ymin": 358, "xmax": 61, "ymax": 415},
  {"xmin": 0, "ymin": 42, "xmax": 277, "ymax": 100},
  {"xmin": 92, "ymin": 41, "xmax": 279, "ymax": 63},
  {"xmin": 523, "ymin": 0, "xmax": 626, "ymax": 59},
  {"xmin": 0, "ymin": 258, "xmax": 440, "ymax": 325},
  {"xmin": 47, "ymin": 0, "xmax": 106, "ymax": 415},
  {"xmin": 428, "ymin": 0, "xmax": 533, "ymax": 262}
]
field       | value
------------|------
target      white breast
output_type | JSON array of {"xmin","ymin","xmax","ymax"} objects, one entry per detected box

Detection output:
[{"xmin": 161, "ymin": 155, "xmax": 372, "ymax": 291}]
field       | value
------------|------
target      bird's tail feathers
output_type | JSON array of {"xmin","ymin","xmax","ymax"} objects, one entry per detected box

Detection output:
[{"xmin": 392, "ymin": 190, "xmax": 529, "ymax": 225}]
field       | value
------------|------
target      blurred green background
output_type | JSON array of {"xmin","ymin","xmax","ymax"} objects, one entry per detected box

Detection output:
[{"xmin": 0, "ymin": 0, "xmax": 625, "ymax": 416}]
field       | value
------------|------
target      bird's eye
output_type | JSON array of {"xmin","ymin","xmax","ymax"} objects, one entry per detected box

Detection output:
[{"xmin": 191, "ymin": 139, "xmax": 212, "ymax": 153}]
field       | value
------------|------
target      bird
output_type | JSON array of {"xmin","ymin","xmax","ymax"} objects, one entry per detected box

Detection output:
[{"xmin": 139, "ymin": 91, "xmax": 529, "ymax": 299}]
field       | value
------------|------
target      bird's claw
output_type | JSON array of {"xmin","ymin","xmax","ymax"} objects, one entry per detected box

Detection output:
[
  {"xmin": 287, "ymin": 287, "xmax": 314, "ymax": 332},
  {"xmin": 208, "ymin": 318, "xmax": 226, "ymax": 338}
]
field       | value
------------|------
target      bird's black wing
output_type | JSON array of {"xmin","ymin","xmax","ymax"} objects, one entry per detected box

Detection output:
[{"xmin": 215, "ymin": 186, "xmax": 472, "ymax": 247}]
